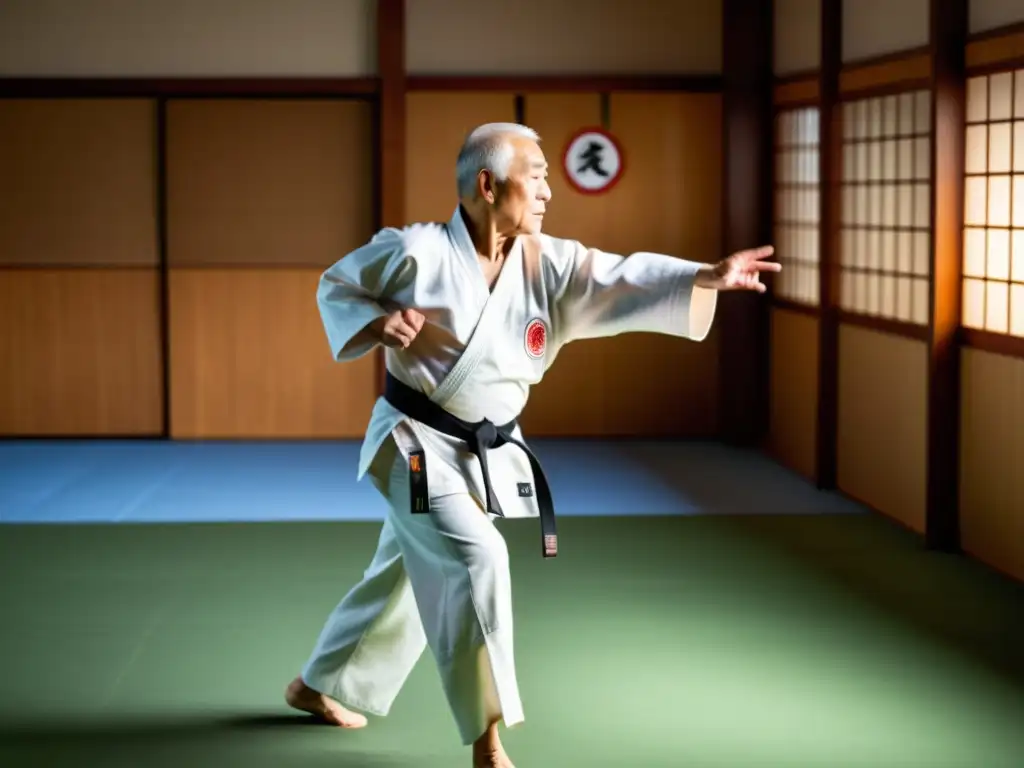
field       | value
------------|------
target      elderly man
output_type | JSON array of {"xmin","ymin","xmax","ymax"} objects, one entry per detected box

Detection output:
[{"xmin": 286, "ymin": 122, "xmax": 778, "ymax": 767}]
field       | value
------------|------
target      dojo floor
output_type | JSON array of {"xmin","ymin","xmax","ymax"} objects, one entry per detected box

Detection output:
[{"xmin": 1, "ymin": 440, "xmax": 1023, "ymax": 767}]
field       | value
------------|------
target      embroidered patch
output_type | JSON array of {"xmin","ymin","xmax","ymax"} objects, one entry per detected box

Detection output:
[
  {"xmin": 517, "ymin": 482, "xmax": 534, "ymax": 497},
  {"xmin": 524, "ymin": 318, "xmax": 547, "ymax": 359},
  {"xmin": 408, "ymin": 450, "xmax": 428, "ymax": 513}
]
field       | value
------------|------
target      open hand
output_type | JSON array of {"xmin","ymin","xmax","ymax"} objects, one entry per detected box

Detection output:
[
  {"xmin": 377, "ymin": 308, "xmax": 425, "ymax": 349},
  {"xmin": 698, "ymin": 246, "xmax": 780, "ymax": 293}
]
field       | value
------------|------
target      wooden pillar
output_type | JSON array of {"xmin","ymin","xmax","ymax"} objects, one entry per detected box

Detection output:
[
  {"xmin": 816, "ymin": 0, "xmax": 841, "ymax": 489},
  {"xmin": 375, "ymin": 0, "xmax": 406, "ymax": 392},
  {"xmin": 377, "ymin": 0, "xmax": 405, "ymax": 229},
  {"xmin": 926, "ymin": 0, "xmax": 967, "ymax": 552},
  {"xmin": 720, "ymin": 0, "xmax": 775, "ymax": 446},
  {"xmin": 156, "ymin": 97, "xmax": 170, "ymax": 437}
]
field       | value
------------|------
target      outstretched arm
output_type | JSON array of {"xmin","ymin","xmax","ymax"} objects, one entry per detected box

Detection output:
[
  {"xmin": 552, "ymin": 241, "xmax": 778, "ymax": 346},
  {"xmin": 317, "ymin": 228, "xmax": 415, "ymax": 361}
]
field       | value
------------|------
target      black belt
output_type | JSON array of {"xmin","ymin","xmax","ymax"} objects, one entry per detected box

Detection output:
[{"xmin": 383, "ymin": 372, "xmax": 558, "ymax": 559}]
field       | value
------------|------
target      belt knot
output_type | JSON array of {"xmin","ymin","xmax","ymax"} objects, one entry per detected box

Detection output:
[{"xmin": 473, "ymin": 420, "xmax": 499, "ymax": 449}]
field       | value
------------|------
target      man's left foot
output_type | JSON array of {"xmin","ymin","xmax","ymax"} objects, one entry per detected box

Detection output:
[{"xmin": 284, "ymin": 676, "xmax": 368, "ymax": 728}]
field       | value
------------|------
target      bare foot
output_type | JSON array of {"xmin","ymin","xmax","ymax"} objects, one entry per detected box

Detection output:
[
  {"xmin": 472, "ymin": 746, "xmax": 516, "ymax": 768},
  {"xmin": 284, "ymin": 676, "xmax": 368, "ymax": 728},
  {"xmin": 473, "ymin": 723, "xmax": 515, "ymax": 768}
]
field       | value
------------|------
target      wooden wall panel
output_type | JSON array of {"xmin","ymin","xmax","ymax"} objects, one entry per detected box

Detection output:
[
  {"xmin": 162, "ymin": 97, "xmax": 378, "ymax": 439},
  {"xmin": 0, "ymin": 98, "xmax": 162, "ymax": 437},
  {"xmin": 405, "ymin": 92, "xmax": 517, "ymax": 223},
  {"xmin": 603, "ymin": 93, "xmax": 722, "ymax": 262},
  {"xmin": 167, "ymin": 268, "xmax": 378, "ymax": 439},
  {"xmin": 768, "ymin": 307, "xmax": 819, "ymax": 481},
  {"xmin": 0, "ymin": 268, "xmax": 163, "ymax": 435},
  {"xmin": 165, "ymin": 98, "xmax": 375, "ymax": 267},
  {"xmin": 610, "ymin": 90, "xmax": 715, "ymax": 435},
  {"xmin": 563, "ymin": 91, "xmax": 721, "ymax": 437},
  {"xmin": 523, "ymin": 92, "xmax": 722, "ymax": 436},
  {"xmin": 837, "ymin": 324, "xmax": 928, "ymax": 532},
  {"xmin": 0, "ymin": 98, "xmax": 158, "ymax": 266},
  {"xmin": 959, "ymin": 348, "xmax": 1024, "ymax": 582}
]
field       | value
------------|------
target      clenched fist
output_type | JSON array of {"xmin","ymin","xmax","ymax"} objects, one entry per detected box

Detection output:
[{"xmin": 373, "ymin": 308, "xmax": 425, "ymax": 349}]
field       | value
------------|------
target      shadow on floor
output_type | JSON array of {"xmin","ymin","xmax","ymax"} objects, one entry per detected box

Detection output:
[{"xmin": 0, "ymin": 714, "xmax": 410, "ymax": 768}]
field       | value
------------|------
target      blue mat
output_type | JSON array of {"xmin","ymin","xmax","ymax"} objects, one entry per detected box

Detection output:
[{"xmin": 0, "ymin": 439, "xmax": 865, "ymax": 523}]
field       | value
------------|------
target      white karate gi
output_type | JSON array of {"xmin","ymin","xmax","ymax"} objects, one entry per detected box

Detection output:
[{"xmin": 301, "ymin": 207, "xmax": 718, "ymax": 745}]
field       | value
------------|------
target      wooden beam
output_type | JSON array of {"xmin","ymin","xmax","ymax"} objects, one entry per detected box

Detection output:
[
  {"xmin": 838, "ymin": 49, "xmax": 932, "ymax": 97},
  {"xmin": 719, "ymin": 0, "xmax": 774, "ymax": 447},
  {"xmin": 960, "ymin": 328, "xmax": 1024, "ymax": 359},
  {"xmin": 375, "ymin": 0, "xmax": 406, "ymax": 394},
  {"xmin": 966, "ymin": 20, "xmax": 1024, "ymax": 73},
  {"xmin": 0, "ymin": 77, "xmax": 377, "ymax": 98},
  {"xmin": 406, "ymin": 74, "xmax": 722, "ymax": 92},
  {"xmin": 816, "ymin": 0, "xmax": 841, "ymax": 490},
  {"xmin": 926, "ymin": 0, "xmax": 967, "ymax": 553}
]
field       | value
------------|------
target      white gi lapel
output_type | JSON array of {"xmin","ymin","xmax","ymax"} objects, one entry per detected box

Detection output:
[{"xmin": 430, "ymin": 208, "xmax": 522, "ymax": 409}]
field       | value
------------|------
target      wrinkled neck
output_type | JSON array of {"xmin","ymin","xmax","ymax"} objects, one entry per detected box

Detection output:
[{"xmin": 459, "ymin": 204, "xmax": 513, "ymax": 262}]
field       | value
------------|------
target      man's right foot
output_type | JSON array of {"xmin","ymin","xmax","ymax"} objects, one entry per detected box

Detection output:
[
  {"xmin": 473, "ymin": 724, "xmax": 516, "ymax": 768},
  {"xmin": 284, "ymin": 676, "xmax": 368, "ymax": 728},
  {"xmin": 473, "ymin": 746, "xmax": 516, "ymax": 768}
]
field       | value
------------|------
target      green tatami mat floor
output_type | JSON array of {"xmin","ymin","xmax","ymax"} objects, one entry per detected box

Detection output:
[{"xmin": 1, "ymin": 515, "xmax": 1023, "ymax": 767}]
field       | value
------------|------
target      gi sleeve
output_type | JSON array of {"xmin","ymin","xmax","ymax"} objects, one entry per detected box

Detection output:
[
  {"xmin": 551, "ymin": 240, "xmax": 718, "ymax": 345},
  {"xmin": 316, "ymin": 227, "xmax": 414, "ymax": 361}
]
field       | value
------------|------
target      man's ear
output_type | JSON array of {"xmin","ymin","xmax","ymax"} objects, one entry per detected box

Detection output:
[{"xmin": 477, "ymin": 170, "xmax": 498, "ymax": 205}]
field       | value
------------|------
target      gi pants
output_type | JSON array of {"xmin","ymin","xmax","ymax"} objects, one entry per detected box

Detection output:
[{"xmin": 300, "ymin": 438, "xmax": 524, "ymax": 745}]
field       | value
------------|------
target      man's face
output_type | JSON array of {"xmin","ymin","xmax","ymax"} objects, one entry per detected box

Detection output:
[{"xmin": 490, "ymin": 138, "xmax": 552, "ymax": 236}]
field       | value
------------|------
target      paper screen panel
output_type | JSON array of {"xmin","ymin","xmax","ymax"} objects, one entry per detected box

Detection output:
[
  {"xmin": 839, "ymin": 90, "xmax": 932, "ymax": 325},
  {"xmin": 772, "ymin": 106, "xmax": 821, "ymax": 305},
  {"xmin": 961, "ymin": 67, "xmax": 1024, "ymax": 337}
]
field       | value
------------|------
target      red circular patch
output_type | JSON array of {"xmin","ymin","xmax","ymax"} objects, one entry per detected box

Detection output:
[{"xmin": 525, "ymin": 319, "xmax": 546, "ymax": 359}]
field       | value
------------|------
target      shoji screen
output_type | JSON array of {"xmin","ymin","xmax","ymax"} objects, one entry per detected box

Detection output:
[
  {"xmin": 839, "ymin": 90, "xmax": 932, "ymax": 325},
  {"xmin": 773, "ymin": 106, "xmax": 821, "ymax": 305},
  {"xmin": 962, "ymin": 67, "xmax": 1024, "ymax": 337}
]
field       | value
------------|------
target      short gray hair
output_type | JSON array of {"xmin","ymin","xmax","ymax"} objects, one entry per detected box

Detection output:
[{"xmin": 455, "ymin": 122, "xmax": 541, "ymax": 199}]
